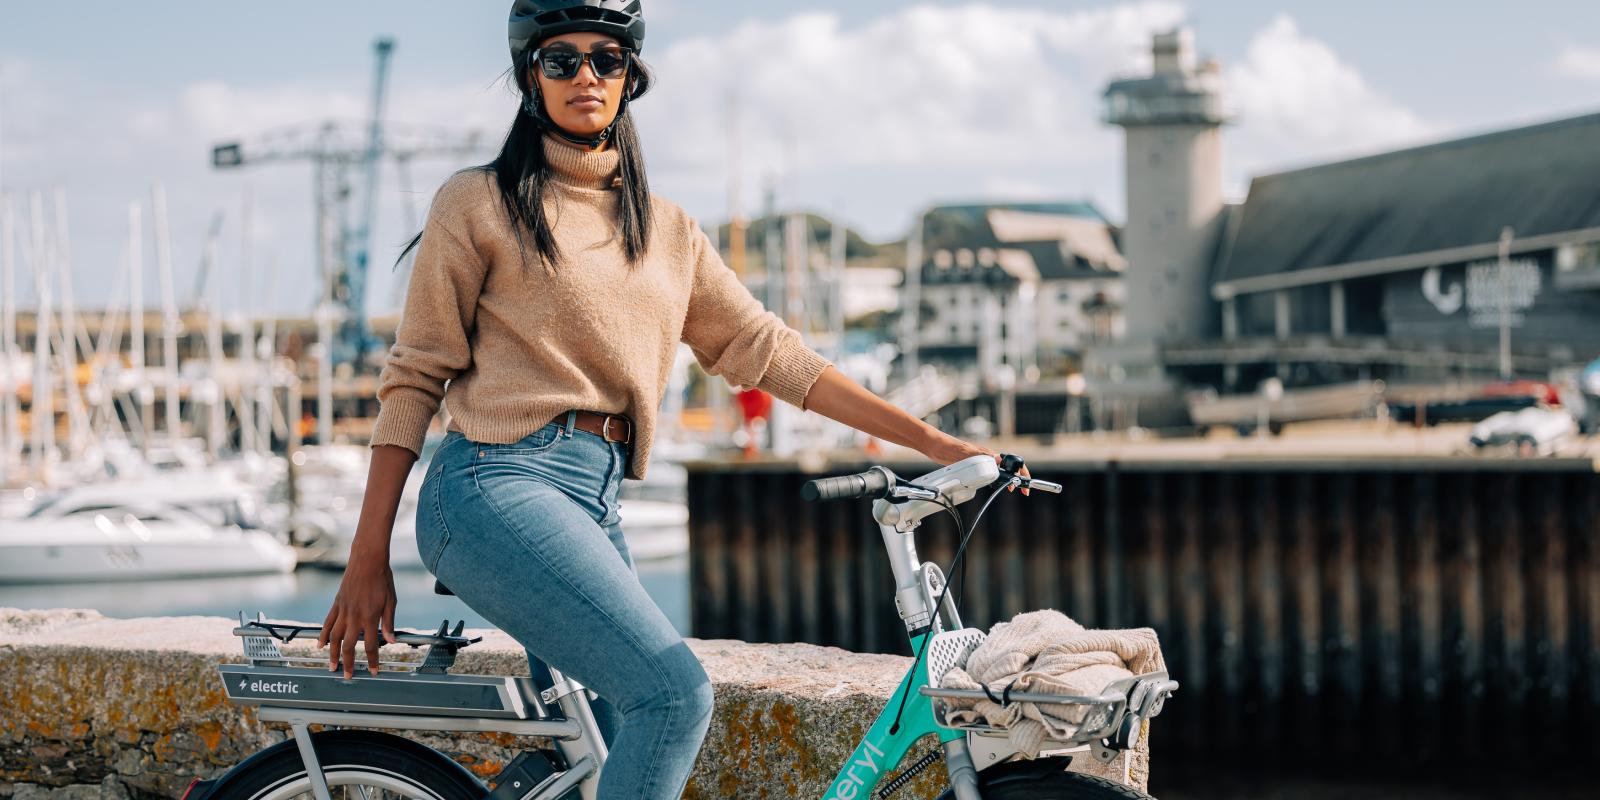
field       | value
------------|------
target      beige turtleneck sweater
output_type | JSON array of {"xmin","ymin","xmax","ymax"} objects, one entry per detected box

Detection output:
[{"xmin": 370, "ymin": 137, "xmax": 832, "ymax": 479}]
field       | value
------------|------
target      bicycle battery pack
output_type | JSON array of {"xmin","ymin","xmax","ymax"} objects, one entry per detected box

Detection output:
[{"xmin": 218, "ymin": 664, "xmax": 545, "ymax": 720}]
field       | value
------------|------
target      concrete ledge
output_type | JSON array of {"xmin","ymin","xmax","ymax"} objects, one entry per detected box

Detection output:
[{"xmin": 1, "ymin": 609, "xmax": 1149, "ymax": 798}]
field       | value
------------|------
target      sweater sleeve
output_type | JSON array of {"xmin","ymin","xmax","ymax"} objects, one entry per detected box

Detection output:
[
  {"xmin": 679, "ymin": 223, "xmax": 832, "ymax": 409},
  {"xmin": 370, "ymin": 184, "xmax": 488, "ymax": 455}
]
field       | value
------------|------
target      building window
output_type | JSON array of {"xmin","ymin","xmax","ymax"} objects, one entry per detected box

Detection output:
[{"xmin": 1556, "ymin": 241, "xmax": 1600, "ymax": 290}]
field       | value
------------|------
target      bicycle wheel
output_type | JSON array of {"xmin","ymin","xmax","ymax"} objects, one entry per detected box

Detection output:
[
  {"xmin": 205, "ymin": 729, "xmax": 484, "ymax": 800},
  {"xmin": 936, "ymin": 756, "xmax": 1155, "ymax": 800}
]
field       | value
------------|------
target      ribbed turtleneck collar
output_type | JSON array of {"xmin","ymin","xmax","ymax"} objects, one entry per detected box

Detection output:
[{"xmin": 543, "ymin": 135, "xmax": 622, "ymax": 190}]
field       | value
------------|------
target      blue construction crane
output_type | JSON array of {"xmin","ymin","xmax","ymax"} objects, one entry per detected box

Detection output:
[{"xmin": 212, "ymin": 38, "xmax": 487, "ymax": 370}]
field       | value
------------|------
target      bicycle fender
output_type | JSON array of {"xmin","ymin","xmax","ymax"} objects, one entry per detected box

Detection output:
[{"xmin": 200, "ymin": 729, "xmax": 484, "ymax": 799}]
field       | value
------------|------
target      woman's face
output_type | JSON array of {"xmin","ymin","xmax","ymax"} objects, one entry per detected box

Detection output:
[{"xmin": 531, "ymin": 32, "xmax": 631, "ymax": 138}]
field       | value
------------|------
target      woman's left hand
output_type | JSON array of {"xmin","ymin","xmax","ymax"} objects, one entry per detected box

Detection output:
[
  {"xmin": 920, "ymin": 432, "xmax": 1032, "ymax": 494},
  {"xmin": 798, "ymin": 366, "xmax": 1031, "ymax": 492}
]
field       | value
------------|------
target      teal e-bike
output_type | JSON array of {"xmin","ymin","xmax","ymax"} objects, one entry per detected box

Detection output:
[{"xmin": 186, "ymin": 455, "xmax": 1176, "ymax": 800}]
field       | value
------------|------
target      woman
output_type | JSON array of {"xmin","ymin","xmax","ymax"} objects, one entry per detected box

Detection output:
[{"xmin": 319, "ymin": 2, "xmax": 1017, "ymax": 797}]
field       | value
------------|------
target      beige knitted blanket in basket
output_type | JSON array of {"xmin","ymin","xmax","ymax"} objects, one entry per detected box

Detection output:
[{"xmin": 938, "ymin": 609, "xmax": 1164, "ymax": 756}]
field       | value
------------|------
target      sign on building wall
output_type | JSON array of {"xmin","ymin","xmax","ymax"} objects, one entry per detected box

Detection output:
[
  {"xmin": 1389, "ymin": 248, "xmax": 1600, "ymax": 353},
  {"xmin": 1421, "ymin": 257, "xmax": 1541, "ymax": 328}
]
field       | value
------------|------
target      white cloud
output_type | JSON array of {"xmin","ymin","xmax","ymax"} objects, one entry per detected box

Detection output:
[
  {"xmin": 1551, "ymin": 45, "xmax": 1600, "ymax": 81},
  {"xmin": 633, "ymin": 2, "xmax": 1187, "ymax": 212},
  {"xmin": 1224, "ymin": 14, "xmax": 1434, "ymax": 179}
]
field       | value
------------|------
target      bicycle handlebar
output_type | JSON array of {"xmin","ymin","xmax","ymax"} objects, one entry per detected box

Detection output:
[
  {"xmin": 801, "ymin": 466, "xmax": 893, "ymax": 502},
  {"xmin": 801, "ymin": 454, "xmax": 1059, "ymax": 504}
]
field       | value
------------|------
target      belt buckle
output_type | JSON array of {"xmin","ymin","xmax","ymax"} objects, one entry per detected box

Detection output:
[{"xmin": 601, "ymin": 415, "xmax": 629, "ymax": 443}]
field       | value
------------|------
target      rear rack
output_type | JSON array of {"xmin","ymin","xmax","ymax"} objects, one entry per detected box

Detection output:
[
  {"xmin": 917, "ymin": 627, "xmax": 1177, "ymax": 763},
  {"xmin": 219, "ymin": 612, "xmax": 563, "ymax": 727},
  {"xmin": 232, "ymin": 611, "xmax": 480, "ymax": 673}
]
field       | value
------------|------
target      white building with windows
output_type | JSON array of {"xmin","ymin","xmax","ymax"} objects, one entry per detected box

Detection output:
[{"xmin": 913, "ymin": 203, "xmax": 1126, "ymax": 384}]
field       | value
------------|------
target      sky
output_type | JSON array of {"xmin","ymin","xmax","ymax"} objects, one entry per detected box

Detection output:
[{"xmin": 2, "ymin": 1, "xmax": 1599, "ymax": 317}]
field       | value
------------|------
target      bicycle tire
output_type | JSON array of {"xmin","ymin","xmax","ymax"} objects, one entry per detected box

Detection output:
[
  {"xmin": 935, "ymin": 756, "xmax": 1155, "ymax": 800},
  {"xmin": 205, "ymin": 729, "xmax": 484, "ymax": 800}
]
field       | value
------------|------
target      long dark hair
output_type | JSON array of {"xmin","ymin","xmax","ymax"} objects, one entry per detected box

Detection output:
[{"xmin": 397, "ymin": 49, "xmax": 654, "ymax": 272}]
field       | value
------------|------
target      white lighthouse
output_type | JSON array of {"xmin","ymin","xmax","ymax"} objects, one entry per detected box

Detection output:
[{"xmin": 1103, "ymin": 28, "xmax": 1228, "ymax": 350}]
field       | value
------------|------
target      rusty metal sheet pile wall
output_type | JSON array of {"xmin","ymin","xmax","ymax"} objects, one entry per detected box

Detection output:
[{"xmin": 686, "ymin": 459, "xmax": 1600, "ymax": 764}]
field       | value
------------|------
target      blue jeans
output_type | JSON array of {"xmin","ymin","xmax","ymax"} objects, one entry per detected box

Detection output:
[{"xmin": 415, "ymin": 419, "xmax": 714, "ymax": 799}]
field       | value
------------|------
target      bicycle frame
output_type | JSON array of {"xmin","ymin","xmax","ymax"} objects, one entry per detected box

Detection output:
[{"xmin": 821, "ymin": 628, "xmax": 965, "ymax": 800}]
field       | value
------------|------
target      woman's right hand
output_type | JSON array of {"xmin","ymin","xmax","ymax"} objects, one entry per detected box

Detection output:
[
  {"xmin": 320, "ymin": 444, "xmax": 418, "ymax": 678},
  {"xmin": 318, "ymin": 549, "xmax": 399, "ymax": 678}
]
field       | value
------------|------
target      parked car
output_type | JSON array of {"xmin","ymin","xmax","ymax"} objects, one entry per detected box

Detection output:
[{"xmin": 1388, "ymin": 394, "xmax": 1540, "ymax": 425}]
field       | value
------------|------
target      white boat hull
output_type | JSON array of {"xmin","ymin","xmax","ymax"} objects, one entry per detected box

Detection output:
[{"xmin": 0, "ymin": 533, "xmax": 297, "ymax": 584}]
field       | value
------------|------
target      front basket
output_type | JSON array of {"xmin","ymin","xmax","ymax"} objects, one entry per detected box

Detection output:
[{"xmin": 918, "ymin": 627, "xmax": 1177, "ymax": 762}]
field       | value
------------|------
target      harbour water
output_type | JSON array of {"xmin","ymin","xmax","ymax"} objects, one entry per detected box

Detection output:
[{"xmin": 0, "ymin": 556, "xmax": 690, "ymax": 636}]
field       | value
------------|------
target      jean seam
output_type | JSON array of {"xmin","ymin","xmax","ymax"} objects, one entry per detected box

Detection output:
[
  {"xmin": 468, "ymin": 455, "xmax": 685, "ymax": 793},
  {"xmin": 598, "ymin": 444, "xmax": 622, "ymax": 527},
  {"xmin": 636, "ymin": 684, "xmax": 678, "ymax": 797},
  {"xmin": 424, "ymin": 471, "xmax": 455, "ymax": 573}
]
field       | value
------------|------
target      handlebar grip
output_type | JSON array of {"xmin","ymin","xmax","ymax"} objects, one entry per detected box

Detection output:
[{"xmin": 801, "ymin": 467, "xmax": 892, "ymax": 502}]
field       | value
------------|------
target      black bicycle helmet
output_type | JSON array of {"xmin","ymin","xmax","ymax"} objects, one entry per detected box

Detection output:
[
  {"xmin": 509, "ymin": 0, "xmax": 647, "ymax": 59},
  {"xmin": 509, "ymin": 0, "xmax": 650, "ymax": 148}
]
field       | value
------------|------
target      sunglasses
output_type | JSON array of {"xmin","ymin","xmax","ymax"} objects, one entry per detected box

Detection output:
[{"xmin": 530, "ymin": 46, "xmax": 633, "ymax": 81}]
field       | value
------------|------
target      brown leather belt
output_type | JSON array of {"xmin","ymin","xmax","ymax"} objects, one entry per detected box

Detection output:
[{"xmin": 551, "ymin": 410, "xmax": 633, "ymax": 444}]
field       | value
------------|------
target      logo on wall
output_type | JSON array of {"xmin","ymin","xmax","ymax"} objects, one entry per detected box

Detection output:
[
  {"xmin": 1420, "ymin": 258, "xmax": 1541, "ymax": 329},
  {"xmin": 1421, "ymin": 267, "xmax": 1463, "ymax": 314}
]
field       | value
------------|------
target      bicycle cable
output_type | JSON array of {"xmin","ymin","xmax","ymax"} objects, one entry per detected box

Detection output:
[{"xmin": 887, "ymin": 478, "xmax": 1014, "ymax": 734}]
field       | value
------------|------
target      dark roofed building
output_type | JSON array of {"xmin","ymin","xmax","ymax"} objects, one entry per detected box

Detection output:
[
  {"xmin": 1187, "ymin": 111, "xmax": 1600, "ymax": 390},
  {"xmin": 1216, "ymin": 112, "xmax": 1600, "ymax": 288}
]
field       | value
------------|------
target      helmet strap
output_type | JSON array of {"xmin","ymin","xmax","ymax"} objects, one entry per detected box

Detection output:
[{"xmin": 523, "ymin": 86, "xmax": 629, "ymax": 151}]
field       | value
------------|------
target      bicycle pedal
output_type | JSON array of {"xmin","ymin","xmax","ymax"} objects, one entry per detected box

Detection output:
[{"xmin": 487, "ymin": 750, "xmax": 561, "ymax": 800}]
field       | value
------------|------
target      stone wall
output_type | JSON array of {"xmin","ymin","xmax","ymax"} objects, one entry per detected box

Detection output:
[{"xmin": 1, "ymin": 609, "xmax": 1149, "ymax": 799}]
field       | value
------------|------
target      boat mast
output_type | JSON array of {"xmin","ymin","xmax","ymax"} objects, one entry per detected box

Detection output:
[
  {"xmin": 52, "ymin": 189, "xmax": 90, "ymax": 465},
  {"xmin": 1, "ymin": 195, "xmax": 18, "ymax": 473},
  {"xmin": 203, "ymin": 222, "xmax": 225, "ymax": 458},
  {"xmin": 152, "ymin": 184, "xmax": 181, "ymax": 446},
  {"xmin": 237, "ymin": 190, "xmax": 256, "ymax": 456},
  {"xmin": 128, "ymin": 201, "xmax": 149, "ymax": 453},
  {"xmin": 28, "ymin": 192, "xmax": 55, "ymax": 477}
]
